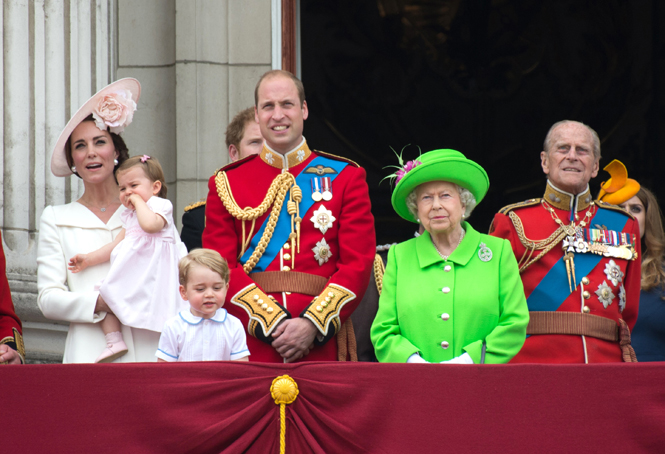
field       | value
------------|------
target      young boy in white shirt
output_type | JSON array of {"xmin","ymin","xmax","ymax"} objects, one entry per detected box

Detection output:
[{"xmin": 156, "ymin": 249, "xmax": 249, "ymax": 362}]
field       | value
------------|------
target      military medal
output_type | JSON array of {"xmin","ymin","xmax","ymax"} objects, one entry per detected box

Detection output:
[
  {"xmin": 603, "ymin": 259, "xmax": 624, "ymax": 287},
  {"xmin": 312, "ymin": 238, "xmax": 332, "ymax": 265},
  {"xmin": 322, "ymin": 177, "xmax": 333, "ymax": 201},
  {"xmin": 310, "ymin": 205, "xmax": 336, "ymax": 234},
  {"xmin": 311, "ymin": 178, "xmax": 323, "ymax": 202},
  {"xmin": 595, "ymin": 281, "xmax": 615, "ymax": 309},
  {"xmin": 618, "ymin": 285, "xmax": 626, "ymax": 312},
  {"xmin": 478, "ymin": 243, "xmax": 492, "ymax": 262}
]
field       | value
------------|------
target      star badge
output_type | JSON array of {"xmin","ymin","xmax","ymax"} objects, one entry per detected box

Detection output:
[
  {"xmin": 618, "ymin": 285, "xmax": 626, "ymax": 312},
  {"xmin": 595, "ymin": 280, "xmax": 615, "ymax": 309},
  {"xmin": 310, "ymin": 205, "xmax": 336, "ymax": 234},
  {"xmin": 603, "ymin": 259, "xmax": 624, "ymax": 287},
  {"xmin": 312, "ymin": 238, "xmax": 332, "ymax": 265}
]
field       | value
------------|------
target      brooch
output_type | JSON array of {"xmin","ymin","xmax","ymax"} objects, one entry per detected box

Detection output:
[
  {"xmin": 310, "ymin": 205, "xmax": 336, "ymax": 234},
  {"xmin": 312, "ymin": 238, "xmax": 332, "ymax": 265},
  {"xmin": 478, "ymin": 243, "xmax": 492, "ymax": 262},
  {"xmin": 603, "ymin": 259, "xmax": 624, "ymax": 287},
  {"xmin": 595, "ymin": 281, "xmax": 615, "ymax": 309},
  {"xmin": 305, "ymin": 165, "xmax": 338, "ymax": 176}
]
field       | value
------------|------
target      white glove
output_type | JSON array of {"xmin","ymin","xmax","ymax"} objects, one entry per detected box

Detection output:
[
  {"xmin": 407, "ymin": 353, "xmax": 429, "ymax": 364},
  {"xmin": 440, "ymin": 352, "xmax": 474, "ymax": 364}
]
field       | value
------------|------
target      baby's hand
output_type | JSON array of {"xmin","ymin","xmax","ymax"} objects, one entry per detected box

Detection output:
[
  {"xmin": 127, "ymin": 193, "xmax": 144, "ymax": 210},
  {"xmin": 68, "ymin": 254, "xmax": 89, "ymax": 273}
]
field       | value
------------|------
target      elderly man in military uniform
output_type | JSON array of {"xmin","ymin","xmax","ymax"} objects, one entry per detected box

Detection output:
[
  {"xmin": 180, "ymin": 107, "xmax": 264, "ymax": 251},
  {"xmin": 490, "ymin": 120, "xmax": 640, "ymax": 363},
  {"xmin": 203, "ymin": 70, "xmax": 375, "ymax": 363}
]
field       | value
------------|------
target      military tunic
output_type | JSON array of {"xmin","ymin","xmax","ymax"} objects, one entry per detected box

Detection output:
[
  {"xmin": 0, "ymin": 231, "xmax": 24, "ymax": 363},
  {"xmin": 203, "ymin": 140, "xmax": 375, "ymax": 362},
  {"xmin": 490, "ymin": 182, "xmax": 640, "ymax": 363}
]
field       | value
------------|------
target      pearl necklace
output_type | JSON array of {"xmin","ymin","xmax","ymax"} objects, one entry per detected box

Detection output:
[{"xmin": 432, "ymin": 229, "xmax": 465, "ymax": 261}]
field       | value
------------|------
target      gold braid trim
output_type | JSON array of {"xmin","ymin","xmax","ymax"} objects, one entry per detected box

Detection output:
[
  {"xmin": 508, "ymin": 211, "xmax": 567, "ymax": 273},
  {"xmin": 373, "ymin": 254, "xmax": 385, "ymax": 295},
  {"xmin": 215, "ymin": 171, "xmax": 301, "ymax": 274}
]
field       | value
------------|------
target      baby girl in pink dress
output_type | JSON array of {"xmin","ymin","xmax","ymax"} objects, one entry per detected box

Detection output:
[{"xmin": 69, "ymin": 155, "xmax": 187, "ymax": 362}]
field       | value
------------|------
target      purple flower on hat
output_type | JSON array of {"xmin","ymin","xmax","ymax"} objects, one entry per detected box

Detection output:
[{"xmin": 395, "ymin": 159, "xmax": 421, "ymax": 183}]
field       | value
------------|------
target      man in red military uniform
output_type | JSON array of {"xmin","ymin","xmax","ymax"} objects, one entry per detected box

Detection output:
[
  {"xmin": 490, "ymin": 120, "xmax": 640, "ymax": 363},
  {"xmin": 0, "ymin": 232, "xmax": 24, "ymax": 364},
  {"xmin": 203, "ymin": 70, "xmax": 375, "ymax": 363}
]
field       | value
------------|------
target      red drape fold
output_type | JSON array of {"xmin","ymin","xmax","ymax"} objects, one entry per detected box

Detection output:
[{"xmin": 4, "ymin": 362, "xmax": 665, "ymax": 453}]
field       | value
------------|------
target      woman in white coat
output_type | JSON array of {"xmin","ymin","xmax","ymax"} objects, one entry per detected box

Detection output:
[{"xmin": 37, "ymin": 79, "xmax": 159, "ymax": 363}]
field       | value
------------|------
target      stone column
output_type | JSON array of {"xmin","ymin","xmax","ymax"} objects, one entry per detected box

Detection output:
[
  {"xmin": 4, "ymin": 0, "xmax": 115, "ymax": 362},
  {"xmin": 174, "ymin": 0, "xmax": 273, "ymax": 227}
]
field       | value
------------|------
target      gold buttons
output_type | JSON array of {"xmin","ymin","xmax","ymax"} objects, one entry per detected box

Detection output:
[
  {"xmin": 258, "ymin": 299, "xmax": 263, "ymax": 305},
  {"xmin": 253, "ymin": 295, "xmax": 260, "ymax": 301},
  {"xmin": 316, "ymin": 306, "xmax": 323, "ymax": 312},
  {"xmin": 267, "ymin": 307, "xmax": 274, "ymax": 313},
  {"xmin": 261, "ymin": 303, "xmax": 268, "ymax": 310},
  {"xmin": 583, "ymin": 305, "xmax": 590, "ymax": 313},
  {"xmin": 583, "ymin": 291, "xmax": 590, "ymax": 299},
  {"xmin": 328, "ymin": 292, "xmax": 334, "ymax": 297},
  {"xmin": 322, "ymin": 302, "xmax": 328, "ymax": 308},
  {"xmin": 282, "ymin": 266, "xmax": 291, "ymax": 271},
  {"xmin": 325, "ymin": 297, "xmax": 331, "ymax": 303},
  {"xmin": 283, "ymin": 253, "xmax": 291, "ymax": 261},
  {"xmin": 283, "ymin": 243, "xmax": 290, "ymax": 250},
  {"xmin": 582, "ymin": 277, "xmax": 590, "ymax": 285}
]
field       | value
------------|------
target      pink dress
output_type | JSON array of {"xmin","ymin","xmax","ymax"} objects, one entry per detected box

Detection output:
[{"xmin": 99, "ymin": 197, "xmax": 188, "ymax": 332}]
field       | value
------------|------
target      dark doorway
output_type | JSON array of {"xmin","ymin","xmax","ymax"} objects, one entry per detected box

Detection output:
[{"xmin": 300, "ymin": 0, "xmax": 665, "ymax": 244}]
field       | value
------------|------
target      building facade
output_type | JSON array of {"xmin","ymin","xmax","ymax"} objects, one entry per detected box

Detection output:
[{"xmin": 4, "ymin": 0, "xmax": 282, "ymax": 362}]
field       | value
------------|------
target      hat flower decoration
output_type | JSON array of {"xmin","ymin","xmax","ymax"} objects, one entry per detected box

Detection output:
[
  {"xmin": 92, "ymin": 89, "xmax": 137, "ymax": 134},
  {"xmin": 381, "ymin": 145, "xmax": 422, "ymax": 186}
]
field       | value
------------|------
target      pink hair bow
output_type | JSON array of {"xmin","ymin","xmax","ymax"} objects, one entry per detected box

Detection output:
[{"xmin": 140, "ymin": 155, "xmax": 151, "ymax": 163}]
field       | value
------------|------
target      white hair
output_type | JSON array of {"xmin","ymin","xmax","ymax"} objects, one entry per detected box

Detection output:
[
  {"xmin": 543, "ymin": 120, "xmax": 601, "ymax": 161},
  {"xmin": 406, "ymin": 183, "xmax": 477, "ymax": 220}
]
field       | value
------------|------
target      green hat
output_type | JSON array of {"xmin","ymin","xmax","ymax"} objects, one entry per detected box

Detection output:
[{"xmin": 390, "ymin": 149, "xmax": 489, "ymax": 223}]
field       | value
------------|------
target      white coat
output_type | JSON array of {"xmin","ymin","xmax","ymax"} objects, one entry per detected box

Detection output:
[{"xmin": 37, "ymin": 202, "xmax": 159, "ymax": 363}]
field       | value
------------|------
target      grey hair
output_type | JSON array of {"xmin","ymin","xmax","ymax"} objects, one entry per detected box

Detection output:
[
  {"xmin": 543, "ymin": 120, "xmax": 601, "ymax": 161},
  {"xmin": 406, "ymin": 184, "xmax": 477, "ymax": 221}
]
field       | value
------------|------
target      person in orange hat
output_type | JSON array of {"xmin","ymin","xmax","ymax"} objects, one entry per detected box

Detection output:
[{"xmin": 599, "ymin": 161, "xmax": 665, "ymax": 361}]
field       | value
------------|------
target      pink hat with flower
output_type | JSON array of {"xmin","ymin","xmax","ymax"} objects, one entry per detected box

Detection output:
[{"xmin": 50, "ymin": 78, "xmax": 141, "ymax": 177}]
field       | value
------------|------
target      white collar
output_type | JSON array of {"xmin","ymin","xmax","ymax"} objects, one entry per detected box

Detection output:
[{"xmin": 179, "ymin": 308, "xmax": 228, "ymax": 325}]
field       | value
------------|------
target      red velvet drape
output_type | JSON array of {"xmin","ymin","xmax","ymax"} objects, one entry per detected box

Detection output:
[{"xmin": 4, "ymin": 362, "xmax": 665, "ymax": 453}]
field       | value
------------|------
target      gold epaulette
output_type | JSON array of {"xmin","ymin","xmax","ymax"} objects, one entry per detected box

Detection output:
[
  {"xmin": 498, "ymin": 198, "xmax": 542, "ymax": 215},
  {"xmin": 595, "ymin": 200, "xmax": 635, "ymax": 220},
  {"xmin": 184, "ymin": 200, "xmax": 206, "ymax": 212},
  {"xmin": 313, "ymin": 149, "xmax": 360, "ymax": 168},
  {"xmin": 373, "ymin": 254, "xmax": 385, "ymax": 295}
]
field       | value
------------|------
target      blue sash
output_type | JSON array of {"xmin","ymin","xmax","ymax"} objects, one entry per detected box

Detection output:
[
  {"xmin": 240, "ymin": 156, "xmax": 348, "ymax": 272},
  {"xmin": 527, "ymin": 208, "xmax": 629, "ymax": 311}
]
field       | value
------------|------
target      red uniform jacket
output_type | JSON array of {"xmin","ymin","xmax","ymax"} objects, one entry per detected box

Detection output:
[
  {"xmin": 203, "ymin": 141, "xmax": 375, "ymax": 362},
  {"xmin": 490, "ymin": 183, "xmax": 640, "ymax": 363},
  {"xmin": 0, "ymin": 231, "xmax": 24, "ymax": 362}
]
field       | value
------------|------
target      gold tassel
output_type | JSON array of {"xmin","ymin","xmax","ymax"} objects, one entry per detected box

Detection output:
[{"xmin": 271, "ymin": 375, "xmax": 299, "ymax": 454}]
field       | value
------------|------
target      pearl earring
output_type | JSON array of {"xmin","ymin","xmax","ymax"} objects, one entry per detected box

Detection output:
[
  {"xmin": 71, "ymin": 166, "xmax": 77, "ymax": 173},
  {"xmin": 417, "ymin": 218, "xmax": 420, "ymax": 223},
  {"xmin": 114, "ymin": 159, "xmax": 119, "ymax": 166}
]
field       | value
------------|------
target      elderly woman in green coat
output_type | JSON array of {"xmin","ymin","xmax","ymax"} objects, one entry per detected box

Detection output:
[{"xmin": 371, "ymin": 149, "xmax": 529, "ymax": 364}]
